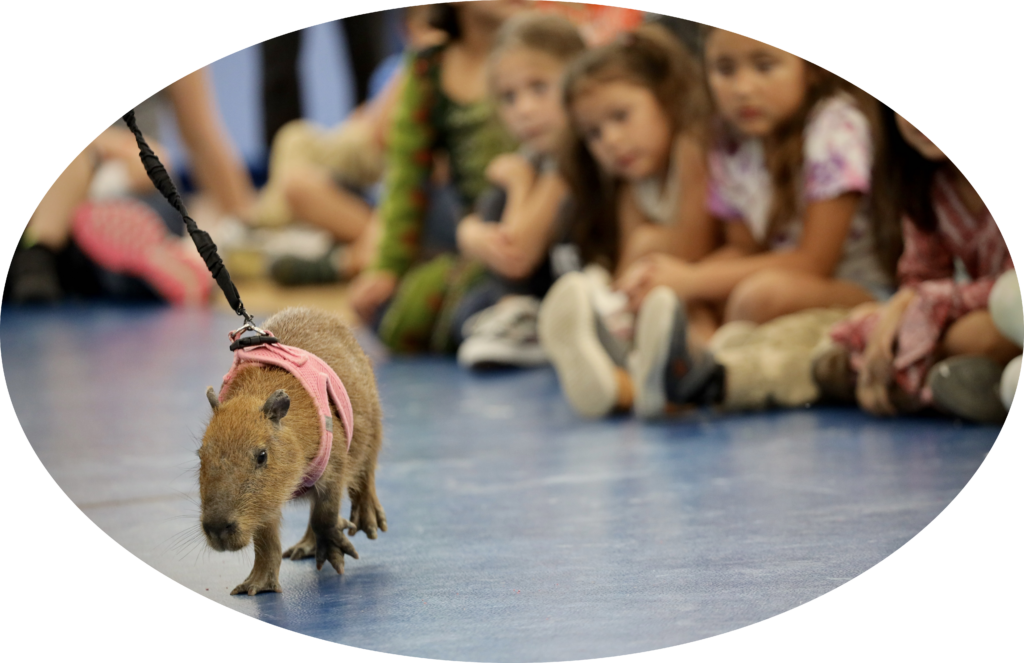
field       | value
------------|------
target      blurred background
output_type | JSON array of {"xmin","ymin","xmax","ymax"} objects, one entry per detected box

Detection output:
[{"xmin": 165, "ymin": 15, "xmax": 401, "ymax": 189}]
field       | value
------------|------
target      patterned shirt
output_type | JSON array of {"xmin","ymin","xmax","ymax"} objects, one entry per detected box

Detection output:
[
  {"xmin": 707, "ymin": 94, "xmax": 892, "ymax": 295},
  {"xmin": 891, "ymin": 170, "xmax": 1013, "ymax": 384},
  {"xmin": 831, "ymin": 168, "xmax": 1013, "ymax": 399}
]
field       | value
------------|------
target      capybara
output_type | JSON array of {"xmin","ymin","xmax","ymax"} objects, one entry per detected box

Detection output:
[{"xmin": 198, "ymin": 307, "xmax": 386, "ymax": 595}]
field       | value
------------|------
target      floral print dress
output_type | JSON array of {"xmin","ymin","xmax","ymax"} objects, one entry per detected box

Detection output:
[
  {"xmin": 706, "ymin": 93, "xmax": 893, "ymax": 298},
  {"xmin": 830, "ymin": 169, "xmax": 1013, "ymax": 401}
]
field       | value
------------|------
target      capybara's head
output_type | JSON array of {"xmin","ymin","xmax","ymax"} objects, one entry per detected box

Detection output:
[{"xmin": 198, "ymin": 387, "xmax": 304, "ymax": 552}]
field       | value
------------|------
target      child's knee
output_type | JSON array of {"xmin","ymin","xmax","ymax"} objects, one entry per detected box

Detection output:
[
  {"xmin": 271, "ymin": 119, "xmax": 319, "ymax": 160},
  {"xmin": 724, "ymin": 270, "xmax": 794, "ymax": 324},
  {"xmin": 281, "ymin": 165, "xmax": 326, "ymax": 208}
]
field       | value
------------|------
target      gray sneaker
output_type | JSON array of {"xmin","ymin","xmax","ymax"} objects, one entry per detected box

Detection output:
[
  {"xmin": 631, "ymin": 286, "xmax": 724, "ymax": 419},
  {"xmin": 927, "ymin": 356, "xmax": 1008, "ymax": 424}
]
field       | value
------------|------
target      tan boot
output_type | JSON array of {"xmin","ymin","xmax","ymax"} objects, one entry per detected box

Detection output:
[{"xmin": 715, "ymin": 308, "xmax": 848, "ymax": 411}]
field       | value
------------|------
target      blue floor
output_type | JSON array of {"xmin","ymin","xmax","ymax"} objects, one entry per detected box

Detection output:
[{"xmin": 1, "ymin": 304, "xmax": 1001, "ymax": 663}]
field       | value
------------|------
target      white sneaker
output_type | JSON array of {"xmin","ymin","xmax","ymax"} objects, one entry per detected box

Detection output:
[
  {"xmin": 457, "ymin": 296, "xmax": 548, "ymax": 369},
  {"xmin": 538, "ymin": 272, "xmax": 620, "ymax": 418}
]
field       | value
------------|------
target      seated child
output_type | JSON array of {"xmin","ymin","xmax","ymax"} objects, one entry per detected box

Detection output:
[
  {"xmin": 5, "ymin": 135, "xmax": 211, "ymax": 306},
  {"xmin": 452, "ymin": 11, "xmax": 586, "ymax": 369},
  {"xmin": 821, "ymin": 110, "xmax": 1017, "ymax": 422},
  {"xmin": 348, "ymin": 1, "xmax": 525, "ymax": 354},
  {"xmin": 533, "ymin": 24, "xmax": 714, "ymax": 417}
]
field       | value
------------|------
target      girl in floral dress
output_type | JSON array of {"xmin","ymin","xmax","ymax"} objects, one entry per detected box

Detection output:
[{"xmin": 452, "ymin": 12, "xmax": 587, "ymax": 370}]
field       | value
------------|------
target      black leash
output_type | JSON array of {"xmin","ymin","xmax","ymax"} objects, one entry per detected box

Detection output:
[{"xmin": 122, "ymin": 110, "xmax": 276, "ymax": 351}]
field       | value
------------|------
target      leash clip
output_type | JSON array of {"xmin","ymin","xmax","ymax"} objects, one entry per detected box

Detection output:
[{"xmin": 229, "ymin": 322, "xmax": 279, "ymax": 352}]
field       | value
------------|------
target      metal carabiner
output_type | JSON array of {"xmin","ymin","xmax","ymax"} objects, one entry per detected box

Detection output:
[{"xmin": 231, "ymin": 321, "xmax": 270, "ymax": 339}]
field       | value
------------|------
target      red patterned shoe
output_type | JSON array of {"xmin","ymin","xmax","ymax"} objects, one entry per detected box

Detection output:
[{"xmin": 71, "ymin": 200, "xmax": 212, "ymax": 305}]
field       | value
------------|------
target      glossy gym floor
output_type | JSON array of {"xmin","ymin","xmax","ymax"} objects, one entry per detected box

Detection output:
[{"xmin": 1, "ymin": 303, "xmax": 1000, "ymax": 663}]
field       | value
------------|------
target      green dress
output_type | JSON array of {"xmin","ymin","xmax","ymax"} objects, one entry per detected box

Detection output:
[{"xmin": 373, "ymin": 43, "xmax": 515, "ymax": 354}]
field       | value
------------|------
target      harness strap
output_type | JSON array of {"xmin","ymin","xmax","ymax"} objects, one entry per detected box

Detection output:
[{"xmin": 219, "ymin": 331, "xmax": 354, "ymax": 498}]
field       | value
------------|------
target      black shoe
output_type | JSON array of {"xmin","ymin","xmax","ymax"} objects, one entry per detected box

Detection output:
[
  {"xmin": 269, "ymin": 249, "xmax": 340, "ymax": 286},
  {"xmin": 927, "ymin": 356, "xmax": 1007, "ymax": 424},
  {"xmin": 4, "ymin": 244, "xmax": 64, "ymax": 304}
]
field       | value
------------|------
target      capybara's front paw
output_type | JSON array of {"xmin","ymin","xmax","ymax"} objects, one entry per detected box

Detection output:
[
  {"xmin": 230, "ymin": 569, "xmax": 282, "ymax": 596},
  {"xmin": 349, "ymin": 494, "xmax": 388, "ymax": 539},
  {"xmin": 315, "ymin": 523, "xmax": 359, "ymax": 575}
]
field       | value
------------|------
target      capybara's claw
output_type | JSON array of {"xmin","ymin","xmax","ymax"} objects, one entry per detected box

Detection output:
[
  {"xmin": 315, "ymin": 524, "xmax": 359, "ymax": 574},
  {"xmin": 348, "ymin": 496, "xmax": 387, "ymax": 539},
  {"xmin": 230, "ymin": 575, "xmax": 282, "ymax": 596}
]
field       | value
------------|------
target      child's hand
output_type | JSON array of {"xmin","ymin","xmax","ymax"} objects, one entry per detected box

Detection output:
[
  {"xmin": 615, "ymin": 254, "xmax": 694, "ymax": 312},
  {"xmin": 856, "ymin": 341, "xmax": 896, "ymax": 416},
  {"xmin": 349, "ymin": 270, "xmax": 398, "ymax": 324},
  {"xmin": 615, "ymin": 261, "xmax": 655, "ymax": 311},
  {"xmin": 848, "ymin": 300, "xmax": 883, "ymax": 323},
  {"xmin": 457, "ymin": 218, "xmax": 505, "ymax": 267},
  {"xmin": 488, "ymin": 227, "xmax": 538, "ymax": 280},
  {"xmin": 855, "ymin": 289, "xmax": 917, "ymax": 416},
  {"xmin": 458, "ymin": 218, "xmax": 537, "ymax": 280},
  {"xmin": 485, "ymin": 153, "xmax": 534, "ymax": 190}
]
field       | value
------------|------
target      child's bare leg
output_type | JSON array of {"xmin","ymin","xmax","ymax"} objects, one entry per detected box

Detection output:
[
  {"xmin": 247, "ymin": 120, "xmax": 321, "ymax": 226},
  {"xmin": 345, "ymin": 213, "xmax": 381, "ymax": 278},
  {"xmin": 940, "ymin": 310, "xmax": 1021, "ymax": 365},
  {"xmin": 282, "ymin": 164, "xmax": 373, "ymax": 243},
  {"xmin": 28, "ymin": 148, "xmax": 96, "ymax": 250},
  {"xmin": 724, "ymin": 269, "xmax": 875, "ymax": 325}
]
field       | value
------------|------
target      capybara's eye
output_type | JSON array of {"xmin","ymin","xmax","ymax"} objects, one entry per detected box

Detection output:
[{"xmin": 256, "ymin": 449, "xmax": 267, "ymax": 466}]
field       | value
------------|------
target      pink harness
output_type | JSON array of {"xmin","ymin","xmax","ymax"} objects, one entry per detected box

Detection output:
[{"xmin": 219, "ymin": 330, "xmax": 354, "ymax": 498}]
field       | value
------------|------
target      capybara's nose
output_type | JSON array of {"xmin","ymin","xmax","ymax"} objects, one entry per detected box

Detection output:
[{"xmin": 203, "ymin": 519, "xmax": 238, "ymax": 543}]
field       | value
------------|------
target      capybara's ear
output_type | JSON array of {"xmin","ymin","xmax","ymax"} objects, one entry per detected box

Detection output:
[
  {"xmin": 262, "ymin": 389, "xmax": 290, "ymax": 424},
  {"xmin": 207, "ymin": 387, "xmax": 219, "ymax": 411}
]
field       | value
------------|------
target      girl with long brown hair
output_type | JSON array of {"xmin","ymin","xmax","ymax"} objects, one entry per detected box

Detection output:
[
  {"xmin": 535, "ymin": 24, "xmax": 715, "ymax": 418},
  {"xmin": 822, "ymin": 109, "xmax": 1017, "ymax": 422}
]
